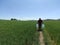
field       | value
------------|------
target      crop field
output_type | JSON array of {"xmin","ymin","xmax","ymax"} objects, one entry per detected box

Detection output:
[
  {"xmin": 0, "ymin": 20, "xmax": 60, "ymax": 45},
  {"xmin": 44, "ymin": 20, "xmax": 60, "ymax": 45},
  {"xmin": 0, "ymin": 20, "xmax": 39, "ymax": 45}
]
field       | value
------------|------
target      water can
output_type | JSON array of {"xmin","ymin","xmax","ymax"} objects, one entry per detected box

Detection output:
[
  {"xmin": 41, "ymin": 24, "xmax": 45, "ymax": 29},
  {"xmin": 36, "ymin": 24, "xmax": 39, "ymax": 30}
]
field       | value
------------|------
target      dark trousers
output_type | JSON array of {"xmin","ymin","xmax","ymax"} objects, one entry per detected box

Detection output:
[{"xmin": 38, "ymin": 25, "xmax": 42, "ymax": 31}]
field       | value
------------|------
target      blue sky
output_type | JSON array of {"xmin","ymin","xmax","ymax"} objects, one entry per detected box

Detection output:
[{"xmin": 0, "ymin": 0, "xmax": 60, "ymax": 20}]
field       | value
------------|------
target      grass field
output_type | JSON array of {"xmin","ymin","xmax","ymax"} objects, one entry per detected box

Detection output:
[
  {"xmin": 44, "ymin": 20, "xmax": 60, "ymax": 45},
  {"xmin": 0, "ymin": 20, "xmax": 60, "ymax": 45},
  {"xmin": 0, "ymin": 20, "xmax": 39, "ymax": 45}
]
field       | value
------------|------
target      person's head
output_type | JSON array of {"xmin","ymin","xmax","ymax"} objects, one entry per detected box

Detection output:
[{"xmin": 39, "ymin": 18, "xmax": 41, "ymax": 20}]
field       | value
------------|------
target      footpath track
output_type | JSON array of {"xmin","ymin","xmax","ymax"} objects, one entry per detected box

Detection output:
[{"xmin": 39, "ymin": 31, "xmax": 45, "ymax": 45}]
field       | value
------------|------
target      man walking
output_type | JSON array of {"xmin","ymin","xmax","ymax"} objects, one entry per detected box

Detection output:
[{"xmin": 38, "ymin": 18, "xmax": 43, "ymax": 31}]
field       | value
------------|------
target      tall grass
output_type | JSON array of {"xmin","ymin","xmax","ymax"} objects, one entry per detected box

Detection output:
[
  {"xmin": 44, "ymin": 20, "xmax": 60, "ymax": 45},
  {"xmin": 0, "ymin": 20, "xmax": 39, "ymax": 45}
]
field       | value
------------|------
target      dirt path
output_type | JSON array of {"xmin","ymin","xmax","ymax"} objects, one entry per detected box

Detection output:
[
  {"xmin": 39, "ymin": 30, "xmax": 57, "ymax": 45},
  {"xmin": 39, "ymin": 31, "xmax": 45, "ymax": 45}
]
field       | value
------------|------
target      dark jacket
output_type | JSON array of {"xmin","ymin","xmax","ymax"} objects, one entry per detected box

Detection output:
[{"xmin": 38, "ymin": 19, "xmax": 43, "ymax": 28}]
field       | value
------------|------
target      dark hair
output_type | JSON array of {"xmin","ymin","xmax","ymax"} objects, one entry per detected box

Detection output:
[{"xmin": 39, "ymin": 18, "xmax": 41, "ymax": 20}]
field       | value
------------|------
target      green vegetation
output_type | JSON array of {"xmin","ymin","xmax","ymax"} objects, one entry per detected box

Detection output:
[
  {"xmin": 0, "ymin": 20, "xmax": 60, "ymax": 45},
  {"xmin": 0, "ymin": 20, "xmax": 39, "ymax": 45},
  {"xmin": 44, "ymin": 20, "xmax": 60, "ymax": 45}
]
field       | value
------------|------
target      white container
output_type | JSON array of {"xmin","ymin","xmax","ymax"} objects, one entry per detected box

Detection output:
[
  {"xmin": 36, "ymin": 23, "xmax": 45, "ymax": 30},
  {"xmin": 36, "ymin": 24, "xmax": 39, "ymax": 30},
  {"xmin": 42, "ymin": 24, "xmax": 45, "ymax": 29}
]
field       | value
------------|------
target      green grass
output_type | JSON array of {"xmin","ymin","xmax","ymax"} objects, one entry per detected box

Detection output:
[
  {"xmin": 1, "ymin": 20, "xmax": 60, "ymax": 45},
  {"xmin": 44, "ymin": 20, "xmax": 60, "ymax": 45},
  {"xmin": 0, "ymin": 20, "xmax": 39, "ymax": 45}
]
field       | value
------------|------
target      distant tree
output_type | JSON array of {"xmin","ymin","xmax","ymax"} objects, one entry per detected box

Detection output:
[
  {"xmin": 14, "ymin": 18, "xmax": 17, "ymax": 20},
  {"xmin": 11, "ymin": 18, "xmax": 17, "ymax": 21},
  {"xmin": 57, "ymin": 19, "xmax": 60, "ymax": 20},
  {"xmin": 11, "ymin": 18, "xmax": 13, "ymax": 20}
]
